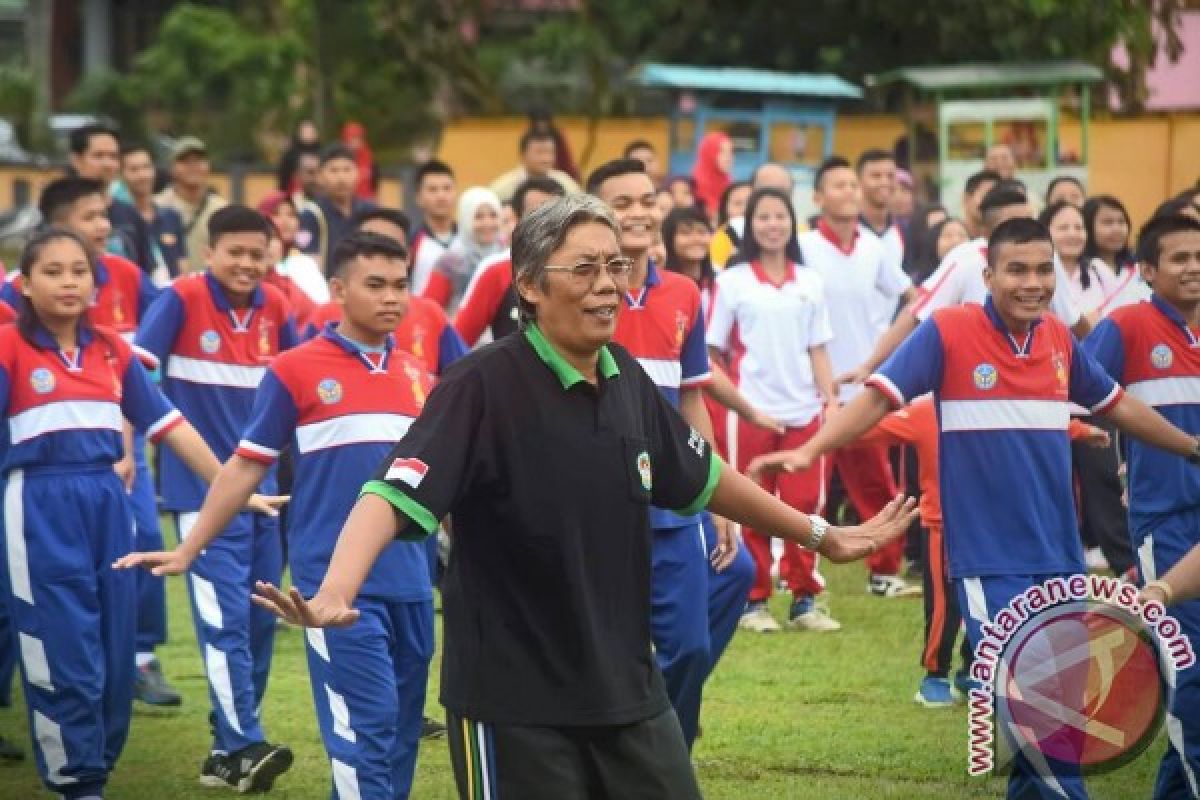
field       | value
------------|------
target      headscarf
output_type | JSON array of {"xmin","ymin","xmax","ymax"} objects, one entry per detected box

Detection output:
[
  {"xmin": 692, "ymin": 131, "xmax": 732, "ymax": 219},
  {"xmin": 341, "ymin": 121, "xmax": 376, "ymax": 201},
  {"xmin": 432, "ymin": 187, "xmax": 504, "ymax": 310},
  {"xmin": 256, "ymin": 191, "xmax": 294, "ymax": 249}
]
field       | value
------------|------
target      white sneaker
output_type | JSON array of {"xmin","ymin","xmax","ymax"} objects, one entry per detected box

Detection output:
[
  {"xmin": 1085, "ymin": 547, "xmax": 1110, "ymax": 572},
  {"xmin": 786, "ymin": 606, "xmax": 842, "ymax": 632},
  {"xmin": 739, "ymin": 606, "xmax": 782, "ymax": 633},
  {"xmin": 868, "ymin": 574, "xmax": 923, "ymax": 598}
]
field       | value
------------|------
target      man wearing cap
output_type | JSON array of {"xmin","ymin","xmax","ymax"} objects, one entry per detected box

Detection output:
[
  {"xmin": 254, "ymin": 195, "xmax": 915, "ymax": 799},
  {"xmin": 155, "ymin": 136, "xmax": 228, "ymax": 273}
]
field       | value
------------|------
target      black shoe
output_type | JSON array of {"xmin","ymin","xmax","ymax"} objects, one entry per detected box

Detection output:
[
  {"xmin": 134, "ymin": 659, "xmax": 182, "ymax": 707},
  {"xmin": 421, "ymin": 716, "xmax": 447, "ymax": 740},
  {"xmin": 199, "ymin": 742, "xmax": 293, "ymax": 793},
  {"xmin": 0, "ymin": 734, "xmax": 24, "ymax": 762},
  {"xmin": 199, "ymin": 752, "xmax": 225, "ymax": 788}
]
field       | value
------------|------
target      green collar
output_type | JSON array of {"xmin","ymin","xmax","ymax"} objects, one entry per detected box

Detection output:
[{"xmin": 523, "ymin": 324, "xmax": 620, "ymax": 389}]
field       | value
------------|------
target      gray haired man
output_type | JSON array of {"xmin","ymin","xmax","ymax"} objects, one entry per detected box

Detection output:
[{"xmin": 253, "ymin": 196, "xmax": 916, "ymax": 799}]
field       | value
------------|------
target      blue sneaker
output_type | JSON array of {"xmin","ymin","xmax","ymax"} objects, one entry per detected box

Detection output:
[
  {"xmin": 953, "ymin": 668, "xmax": 984, "ymax": 699},
  {"xmin": 914, "ymin": 676, "xmax": 956, "ymax": 708}
]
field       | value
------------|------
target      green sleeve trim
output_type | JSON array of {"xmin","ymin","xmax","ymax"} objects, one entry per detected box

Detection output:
[
  {"xmin": 361, "ymin": 480, "xmax": 438, "ymax": 541},
  {"xmin": 675, "ymin": 452, "xmax": 723, "ymax": 517}
]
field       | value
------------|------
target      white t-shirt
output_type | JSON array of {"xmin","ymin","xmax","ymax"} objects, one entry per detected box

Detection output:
[
  {"xmin": 1064, "ymin": 258, "xmax": 1119, "ymax": 316},
  {"xmin": 800, "ymin": 226, "xmax": 911, "ymax": 402},
  {"xmin": 277, "ymin": 251, "xmax": 329, "ymax": 305},
  {"xmin": 707, "ymin": 261, "xmax": 833, "ymax": 427},
  {"xmin": 1095, "ymin": 266, "xmax": 1152, "ymax": 317},
  {"xmin": 912, "ymin": 238, "xmax": 1082, "ymax": 327},
  {"xmin": 869, "ymin": 223, "xmax": 907, "ymax": 330},
  {"xmin": 410, "ymin": 226, "xmax": 454, "ymax": 295}
]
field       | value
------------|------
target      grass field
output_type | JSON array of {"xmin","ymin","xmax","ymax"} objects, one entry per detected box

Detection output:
[{"xmin": 0, "ymin": 535, "xmax": 1166, "ymax": 799}]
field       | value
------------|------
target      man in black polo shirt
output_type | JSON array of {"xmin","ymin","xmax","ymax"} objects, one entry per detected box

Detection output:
[{"xmin": 254, "ymin": 195, "xmax": 915, "ymax": 799}]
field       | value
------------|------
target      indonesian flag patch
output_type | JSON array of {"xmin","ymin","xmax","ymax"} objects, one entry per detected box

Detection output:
[{"xmin": 386, "ymin": 457, "xmax": 429, "ymax": 488}]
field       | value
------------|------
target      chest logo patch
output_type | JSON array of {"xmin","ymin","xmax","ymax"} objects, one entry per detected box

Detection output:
[
  {"xmin": 1051, "ymin": 351, "xmax": 1068, "ymax": 388},
  {"xmin": 316, "ymin": 378, "xmax": 343, "ymax": 405},
  {"xmin": 30, "ymin": 367, "xmax": 55, "ymax": 394},
  {"xmin": 200, "ymin": 330, "xmax": 221, "ymax": 354},
  {"xmin": 637, "ymin": 451, "xmax": 653, "ymax": 491},
  {"xmin": 674, "ymin": 309, "xmax": 688, "ymax": 354},
  {"xmin": 1150, "ymin": 343, "xmax": 1173, "ymax": 370},
  {"xmin": 973, "ymin": 362, "xmax": 999, "ymax": 391}
]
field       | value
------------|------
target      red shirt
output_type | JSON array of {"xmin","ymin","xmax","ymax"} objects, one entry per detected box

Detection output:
[{"xmin": 263, "ymin": 271, "xmax": 318, "ymax": 330}]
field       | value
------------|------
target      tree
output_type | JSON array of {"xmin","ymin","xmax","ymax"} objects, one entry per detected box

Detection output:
[
  {"xmin": 83, "ymin": 1, "xmax": 490, "ymax": 163},
  {"xmin": 484, "ymin": 0, "xmax": 1186, "ymax": 113},
  {"xmin": 118, "ymin": 4, "xmax": 303, "ymax": 160}
]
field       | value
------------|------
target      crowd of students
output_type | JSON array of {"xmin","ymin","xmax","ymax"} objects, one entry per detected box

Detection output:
[{"xmin": 0, "ymin": 118, "xmax": 1198, "ymax": 800}]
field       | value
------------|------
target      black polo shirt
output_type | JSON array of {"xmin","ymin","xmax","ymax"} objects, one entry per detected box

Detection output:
[{"xmin": 362, "ymin": 324, "xmax": 720, "ymax": 726}]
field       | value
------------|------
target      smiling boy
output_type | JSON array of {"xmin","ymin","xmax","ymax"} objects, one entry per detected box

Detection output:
[
  {"xmin": 135, "ymin": 206, "xmax": 298, "ymax": 791},
  {"xmin": 752, "ymin": 217, "xmax": 1200, "ymax": 798}
]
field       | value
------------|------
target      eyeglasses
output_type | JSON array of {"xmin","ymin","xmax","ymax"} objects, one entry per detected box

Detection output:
[{"xmin": 543, "ymin": 257, "xmax": 635, "ymax": 286}]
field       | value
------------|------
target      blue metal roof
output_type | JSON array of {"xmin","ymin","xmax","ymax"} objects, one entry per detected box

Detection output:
[{"xmin": 634, "ymin": 63, "xmax": 862, "ymax": 100}]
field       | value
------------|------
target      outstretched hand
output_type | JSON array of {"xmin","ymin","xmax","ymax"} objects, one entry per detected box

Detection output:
[
  {"xmin": 248, "ymin": 494, "xmax": 290, "ymax": 517},
  {"xmin": 252, "ymin": 582, "xmax": 360, "ymax": 628},
  {"xmin": 835, "ymin": 365, "xmax": 871, "ymax": 388},
  {"xmin": 746, "ymin": 448, "xmax": 814, "ymax": 481},
  {"xmin": 819, "ymin": 494, "xmax": 917, "ymax": 564},
  {"xmin": 112, "ymin": 549, "xmax": 193, "ymax": 576}
]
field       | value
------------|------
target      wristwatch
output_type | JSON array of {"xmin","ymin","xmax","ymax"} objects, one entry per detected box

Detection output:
[
  {"xmin": 806, "ymin": 514, "xmax": 830, "ymax": 551},
  {"xmin": 1189, "ymin": 439, "xmax": 1200, "ymax": 467}
]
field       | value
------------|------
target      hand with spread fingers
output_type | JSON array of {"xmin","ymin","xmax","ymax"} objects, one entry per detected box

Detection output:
[
  {"xmin": 252, "ymin": 581, "xmax": 361, "ymax": 628},
  {"xmin": 818, "ymin": 494, "xmax": 917, "ymax": 564}
]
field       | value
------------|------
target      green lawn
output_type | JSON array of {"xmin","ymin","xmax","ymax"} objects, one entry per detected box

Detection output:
[{"xmin": 0, "ymin": 538, "xmax": 1166, "ymax": 799}]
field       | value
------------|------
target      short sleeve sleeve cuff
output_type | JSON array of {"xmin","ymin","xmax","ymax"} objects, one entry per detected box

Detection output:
[
  {"xmin": 361, "ymin": 480, "xmax": 439, "ymax": 541},
  {"xmin": 146, "ymin": 409, "xmax": 183, "ymax": 443},
  {"xmin": 1090, "ymin": 384, "xmax": 1124, "ymax": 415},
  {"xmin": 235, "ymin": 439, "xmax": 280, "ymax": 465},
  {"xmin": 674, "ymin": 452, "xmax": 723, "ymax": 517},
  {"xmin": 866, "ymin": 374, "xmax": 906, "ymax": 408}
]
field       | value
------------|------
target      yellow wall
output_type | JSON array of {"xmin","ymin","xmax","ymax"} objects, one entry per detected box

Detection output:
[
  {"xmin": 1168, "ymin": 115, "xmax": 1200, "ymax": 199},
  {"xmin": 833, "ymin": 115, "xmax": 907, "ymax": 166},
  {"xmin": 435, "ymin": 116, "xmax": 669, "ymax": 189},
  {"xmin": 0, "ymin": 168, "xmax": 402, "ymax": 214}
]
